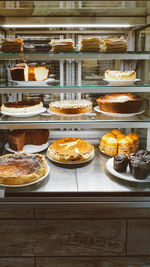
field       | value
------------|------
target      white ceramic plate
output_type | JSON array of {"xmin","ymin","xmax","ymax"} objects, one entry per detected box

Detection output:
[
  {"xmin": 103, "ymin": 79, "xmax": 140, "ymax": 86},
  {"xmin": 94, "ymin": 106, "xmax": 144, "ymax": 117},
  {"xmin": 47, "ymin": 153, "xmax": 94, "ymax": 165},
  {"xmin": 9, "ymin": 78, "xmax": 55, "ymax": 86},
  {"xmin": 106, "ymin": 157, "xmax": 150, "ymax": 183},
  {"xmin": 5, "ymin": 142, "xmax": 49, "ymax": 154},
  {"xmin": 47, "ymin": 109, "xmax": 92, "ymax": 117},
  {"xmin": 1, "ymin": 107, "xmax": 46, "ymax": 117},
  {"xmin": 0, "ymin": 164, "xmax": 50, "ymax": 187}
]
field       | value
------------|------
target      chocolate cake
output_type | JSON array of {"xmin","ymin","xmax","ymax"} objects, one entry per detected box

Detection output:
[
  {"xmin": 8, "ymin": 129, "xmax": 49, "ymax": 151},
  {"xmin": 130, "ymin": 158, "xmax": 149, "ymax": 180},
  {"xmin": 96, "ymin": 93, "xmax": 143, "ymax": 114},
  {"xmin": 113, "ymin": 154, "xmax": 129, "ymax": 173}
]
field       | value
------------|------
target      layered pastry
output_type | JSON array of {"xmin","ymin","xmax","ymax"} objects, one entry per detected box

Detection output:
[
  {"xmin": 80, "ymin": 37, "xmax": 101, "ymax": 52},
  {"xmin": 48, "ymin": 138, "xmax": 94, "ymax": 163},
  {"xmin": 8, "ymin": 129, "xmax": 49, "ymax": 151},
  {"xmin": 50, "ymin": 39, "xmax": 75, "ymax": 52},
  {"xmin": 99, "ymin": 130, "xmax": 139, "ymax": 156},
  {"xmin": 49, "ymin": 100, "xmax": 92, "ymax": 115},
  {"xmin": 100, "ymin": 38, "xmax": 127, "ymax": 52},
  {"xmin": 10, "ymin": 63, "xmax": 49, "ymax": 81},
  {"xmin": 1, "ymin": 38, "xmax": 24, "ymax": 53},
  {"xmin": 1, "ymin": 100, "xmax": 43, "ymax": 113},
  {"xmin": 0, "ymin": 152, "xmax": 47, "ymax": 185},
  {"xmin": 105, "ymin": 70, "xmax": 136, "ymax": 81},
  {"xmin": 96, "ymin": 93, "xmax": 143, "ymax": 114},
  {"xmin": 114, "ymin": 154, "xmax": 129, "ymax": 173}
]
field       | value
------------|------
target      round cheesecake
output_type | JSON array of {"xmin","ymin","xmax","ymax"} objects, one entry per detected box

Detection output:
[
  {"xmin": 105, "ymin": 70, "xmax": 136, "ymax": 81},
  {"xmin": 49, "ymin": 100, "xmax": 92, "ymax": 115},
  {"xmin": 0, "ymin": 152, "xmax": 47, "ymax": 185},
  {"xmin": 48, "ymin": 138, "xmax": 94, "ymax": 163},
  {"xmin": 1, "ymin": 100, "xmax": 43, "ymax": 113},
  {"xmin": 96, "ymin": 93, "xmax": 143, "ymax": 114}
]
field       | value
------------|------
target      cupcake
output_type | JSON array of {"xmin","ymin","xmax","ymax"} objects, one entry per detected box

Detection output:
[
  {"xmin": 128, "ymin": 133, "xmax": 139, "ymax": 151},
  {"xmin": 114, "ymin": 154, "xmax": 129, "ymax": 173},
  {"xmin": 126, "ymin": 136, "xmax": 137, "ymax": 154}
]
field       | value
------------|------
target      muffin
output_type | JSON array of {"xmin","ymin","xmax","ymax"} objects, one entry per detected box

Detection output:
[
  {"xmin": 114, "ymin": 154, "xmax": 129, "ymax": 173},
  {"xmin": 128, "ymin": 133, "xmax": 139, "ymax": 151},
  {"xmin": 130, "ymin": 158, "xmax": 149, "ymax": 180},
  {"xmin": 111, "ymin": 129, "xmax": 122, "ymax": 137},
  {"xmin": 126, "ymin": 136, "xmax": 137, "ymax": 154},
  {"xmin": 104, "ymin": 137, "xmax": 117, "ymax": 156}
]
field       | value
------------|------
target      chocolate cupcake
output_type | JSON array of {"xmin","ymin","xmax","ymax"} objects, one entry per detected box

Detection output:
[
  {"xmin": 114, "ymin": 154, "xmax": 129, "ymax": 173},
  {"xmin": 130, "ymin": 158, "xmax": 149, "ymax": 180}
]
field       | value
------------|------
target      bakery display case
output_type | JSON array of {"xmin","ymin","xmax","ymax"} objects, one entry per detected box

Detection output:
[{"xmin": 0, "ymin": 0, "xmax": 150, "ymax": 200}]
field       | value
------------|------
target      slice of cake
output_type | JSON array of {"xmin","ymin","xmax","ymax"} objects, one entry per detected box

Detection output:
[
  {"xmin": 8, "ymin": 129, "xmax": 49, "ymax": 151},
  {"xmin": 10, "ymin": 63, "xmax": 28, "ymax": 81},
  {"xmin": 28, "ymin": 66, "xmax": 49, "ymax": 81}
]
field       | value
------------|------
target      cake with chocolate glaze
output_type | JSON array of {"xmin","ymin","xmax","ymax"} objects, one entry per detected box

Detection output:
[
  {"xmin": 96, "ymin": 93, "xmax": 143, "ymax": 114},
  {"xmin": 8, "ymin": 129, "xmax": 49, "ymax": 151},
  {"xmin": 1, "ymin": 100, "xmax": 43, "ymax": 113},
  {"xmin": 49, "ymin": 100, "xmax": 92, "ymax": 115},
  {"xmin": 0, "ymin": 152, "xmax": 47, "ymax": 185}
]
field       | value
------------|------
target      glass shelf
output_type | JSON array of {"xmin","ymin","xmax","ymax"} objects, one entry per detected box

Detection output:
[
  {"xmin": 0, "ymin": 109, "xmax": 149, "ymax": 129},
  {"xmin": 0, "ymin": 52, "xmax": 150, "ymax": 60},
  {"xmin": 0, "ymin": 81, "xmax": 150, "ymax": 94}
]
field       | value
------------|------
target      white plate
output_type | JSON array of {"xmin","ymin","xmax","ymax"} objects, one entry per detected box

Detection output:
[
  {"xmin": 106, "ymin": 157, "xmax": 150, "ymax": 183},
  {"xmin": 94, "ymin": 106, "xmax": 144, "ymax": 117},
  {"xmin": 1, "ymin": 107, "xmax": 46, "ymax": 117},
  {"xmin": 47, "ymin": 153, "xmax": 94, "ymax": 165},
  {"xmin": 103, "ymin": 79, "xmax": 140, "ymax": 86},
  {"xmin": 9, "ymin": 78, "xmax": 55, "ymax": 86},
  {"xmin": 5, "ymin": 142, "xmax": 49, "ymax": 154},
  {"xmin": 0, "ymin": 165, "xmax": 50, "ymax": 187},
  {"xmin": 47, "ymin": 109, "xmax": 92, "ymax": 117}
]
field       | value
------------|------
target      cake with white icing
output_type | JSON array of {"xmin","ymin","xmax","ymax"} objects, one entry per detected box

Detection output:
[{"xmin": 49, "ymin": 100, "xmax": 92, "ymax": 114}]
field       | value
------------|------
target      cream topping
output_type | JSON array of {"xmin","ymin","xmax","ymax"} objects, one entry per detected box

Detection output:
[{"xmin": 50, "ymin": 100, "xmax": 92, "ymax": 109}]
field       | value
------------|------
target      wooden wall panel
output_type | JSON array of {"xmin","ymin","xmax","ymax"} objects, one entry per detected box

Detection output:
[
  {"xmin": 127, "ymin": 219, "xmax": 150, "ymax": 255},
  {"xmin": 35, "ymin": 207, "xmax": 150, "ymax": 219},
  {"xmin": 0, "ymin": 257, "xmax": 34, "ymax": 267},
  {"xmin": 36, "ymin": 256, "xmax": 150, "ymax": 267},
  {"xmin": 0, "ymin": 208, "xmax": 34, "ymax": 219},
  {"xmin": 0, "ymin": 219, "xmax": 126, "ymax": 256}
]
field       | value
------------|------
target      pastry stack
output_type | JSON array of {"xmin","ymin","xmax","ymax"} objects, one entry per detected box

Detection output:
[
  {"xmin": 1, "ymin": 38, "xmax": 24, "ymax": 53},
  {"xmin": 50, "ymin": 39, "xmax": 75, "ymax": 52},
  {"xmin": 99, "ymin": 129, "xmax": 139, "ymax": 156},
  {"xmin": 80, "ymin": 37, "xmax": 101, "ymax": 52},
  {"xmin": 100, "ymin": 38, "xmax": 127, "ymax": 52}
]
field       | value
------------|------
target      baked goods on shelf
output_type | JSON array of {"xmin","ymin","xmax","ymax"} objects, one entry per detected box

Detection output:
[
  {"xmin": 49, "ymin": 100, "xmax": 92, "ymax": 115},
  {"xmin": 8, "ymin": 129, "xmax": 49, "ymax": 151},
  {"xmin": 104, "ymin": 70, "xmax": 136, "ymax": 80},
  {"xmin": 96, "ymin": 93, "xmax": 143, "ymax": 114},
  {"xmin": 1, "ymin": 100, "xmax": 43, "ymax": 113},
  {"xmin": 50, "ymin": 39, "xmax": 75, "ymax": 52},
  {"xmin": 99, "ymin": 130, "xmax": 139, "ymax": 156},
  {"xmin": 1, "ymin": 38, "xmax": 24, "ymax": 53},
  {"xmin": 10, "ymin": 63, "xmax": 49, "ymax": 81},
  {"xmin": 0, "ymin": 152, "xmax": 47, "ymax": 185},
  {"xmin": 80, "ymin": 37, "xmax": 101, "ymax": 52},
  {"xmin": 113, "ymin": 150, "xmax": 150, "ymax": 180},
  {"xmin": 114, "ymin": 154, "xmax": 129, "ymax": 173},
  {"xmin": 100, "ymin": 38, "xmax": 127, "ymax": 52},
  {"xmin": 48, "ymin": 138, "xmax": 94, "ymax": 163}
]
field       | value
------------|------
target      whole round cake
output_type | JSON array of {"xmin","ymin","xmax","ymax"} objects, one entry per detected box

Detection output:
[
  {"xmin": 105, "ymin": 70, "xmax": 136, "ymax": 81},
  {"xmin": 48, "ymin": 138, "xmax": 94, "ymax": 163},
  {"xmin": 96, "ymin": 93, "xmax": 143, "ymax": 114},
  {"xmin": 1, "ymin": 100, "xmax": 43, "ymax": 113},
  {"xmin": 0, "ymin": 152, "xmax": 48, "ymax": 185},
  {"xmin": 49, "ymin": 100, "xmax": 92, "ymax": 115}
]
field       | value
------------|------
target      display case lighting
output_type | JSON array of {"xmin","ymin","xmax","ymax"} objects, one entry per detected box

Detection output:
[{"xmin": 2, "ymin": 24, "xmax": 133, "ymax": 28}]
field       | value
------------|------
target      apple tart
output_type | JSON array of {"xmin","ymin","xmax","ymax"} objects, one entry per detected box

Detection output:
[{"xmin": 0, "ymin": 152, "xmax": 48, "ymax": 185}]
